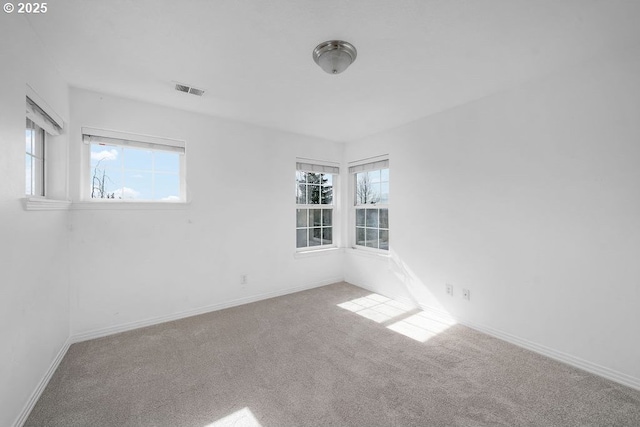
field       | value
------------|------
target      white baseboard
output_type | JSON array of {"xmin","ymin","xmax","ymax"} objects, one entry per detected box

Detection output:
[
  {"xmin": 351, "ymin": 281, "xmax": 640, "ymax": 392},
  {"xmin": 13, "ymin": 338, "xmax": 71, "ymax": 427},
  {"xmin": 449, "ymin": 313, "xmax": 640, "ymax": 391},
  {"xmin": 71, "ymin": 277, "xmax": 344, "ymax": 343}
]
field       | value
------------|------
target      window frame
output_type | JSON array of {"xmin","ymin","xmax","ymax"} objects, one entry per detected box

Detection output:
[
  {"xmin": 295, "ymin": 161, "xmax": 339, "ymax": 252},
  {"xmin": 24, "ymin": 88, "xmax": 65, "ymax": 207},
  {"xmin": 81, "ymin": 127, "xmax": 187, "ymax": 203},
  {"xmin": 25, "ymin": 117, "xmax": 46, "ymax": 197},
  {"xmin": 349, "ymin": 157, "xmax": 389, "ymax": 253}
]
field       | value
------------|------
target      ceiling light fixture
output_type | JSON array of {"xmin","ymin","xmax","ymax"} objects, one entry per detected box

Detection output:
[{"xmin": 312, "ymin": 40, "xmax": 357, "ymax": 75}]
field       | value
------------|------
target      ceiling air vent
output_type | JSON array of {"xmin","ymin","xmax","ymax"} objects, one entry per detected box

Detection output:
[{"xmin": 174, "ymin": 83, "xmax": 205, "ymax": 96}]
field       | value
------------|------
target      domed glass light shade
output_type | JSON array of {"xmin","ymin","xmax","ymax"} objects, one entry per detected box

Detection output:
[{"xmin": 313, "ymin": 40, "xmax": 357, "ymax": 75}]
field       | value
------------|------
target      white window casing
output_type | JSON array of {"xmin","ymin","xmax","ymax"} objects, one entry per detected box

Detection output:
[
  {"xmin": 82, "ymin": 127, "xmax": 186, "ymax": 202},
  {"xmin": 295, "ymin": 159, "xmax": 339, "ymax": 252},
  {"xmin": 82, "ymin": 128, "xmax": 185, "ymax": 154}
]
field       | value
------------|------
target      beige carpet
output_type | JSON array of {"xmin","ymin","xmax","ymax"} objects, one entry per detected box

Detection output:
[{"xmin": 26, "ymin": 282, "xmax": 640, "ymax": 426}]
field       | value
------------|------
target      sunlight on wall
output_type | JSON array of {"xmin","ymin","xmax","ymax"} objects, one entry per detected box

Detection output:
[
  {"xmin": 338, "ymin": 293, "xmax": 455, "ymax": 343},
  {"xmin": 388, "ymin": 250, "xmax": 449, "ymax": 314},
  {"xmin": 204, "ymin": 407, "xmax": 262, "ymax": 427}
]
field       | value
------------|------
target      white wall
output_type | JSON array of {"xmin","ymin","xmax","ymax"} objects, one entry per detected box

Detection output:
[
  {"xmin": 68, "ymin": 88, "xmax": 345, "ymax": 336},
  {"xmin": 344, "ymin": 45, "xmax": 640, "ymax": 383},
  {"xmin": 0, "ymin": 16, "xmax": 71, "ymax": 427}
]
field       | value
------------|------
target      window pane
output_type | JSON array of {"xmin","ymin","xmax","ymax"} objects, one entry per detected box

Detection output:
[
  {"xmin": 322, "ymin": 227, "xmax": 333, "ymax": 245},
  {"xmin": 25, "ymin": 122, "xmax": 33, "ymax": 154},
  {"xmin": 366, "ymin": 209, "xmax": 379, "ymax": 228},
  {"xmin": 322, "ymin": 209, "xmax": 332, "ymax": 227},
  {"xmin": 296, "ymin": 229, "xmax": 308, "ymax": 248},
  {"xmin": 379, "ymin": 230, "xmax": 389, "ymax": 250},
  {"xmin": 381, "ymin": 168, "xmax": 389, "ymax": 182},
  {"xmin": 33, "ymin": 129, "xmax": 44, "ymax": 158},
  {"xmin": 296, "ymin": 184, "xmax": 307, "ymax": 204},
  {"xmin": 308, "ymin": 185, "xmax": 320, "ymax": 204},
  {"xmin": 154, "ymin": 151, "xmax": 179, "ymax": 172},
  {"xmin": 309, "ymin": 228, "xmax": 322, "ymax": 246},
  {"xmin": 296, "ymin": 209, "xmax": 308, "ymax": 228},
  {"xmin": 365, "ymin": 228, "xmax": 378, "ymax": 248},
  {"xmin": 356, "ymin": 172, "xmax": 380, "ymax": 204},
  {"xmin": 380, "ymin": 182, "xmax": 389, "ymax": 204},
  {"xmin": 368, "ymin": 170, "xmax": 381, "ymax": 184},
  {"xmin": 123, "ymin": 171, "xmax": 149, "ymax": 200},
  {"xmin": 322, "ymin": 174, "xmax": 333, "ymax": 186},
  {"xmin": 25, "ymin": 154, "xmax": 32, "ymax": 195},
  {"xmin": 296, "ymin": 171, "xmax": 306, "ymax": 184},
  {"xmin": 91, "ymin": 167, "xmax": 122, "ymax": 199},
  {"xmin": 356, "ymin": 209, "xmax": 365, "ymax": 226},
  {"xmin": 306, "ymin": 172, "xmax": 322, "ymax": 184},
  {"xmin": 90, "ymin": 143, "xmax": 120, "ymax": 169},
  {"xmin": 123, "ymin": 147, "xmax": 152, "ymax": 171},
  {"xmin": 379, "ymin": 208, "xmax": 389, "ymax": 229},
  {"xmin": 34, "ymin": 157, "xmax": 44, "ymax": 197},
  {"xmin": 154, "ymin": 173, "xmax": 180, "ymax": 201},
  {"xmin": 310, "ymin": 209, "xmax": 322, "ymax": 226},
  {"xmin": 321, "ymin": 185, "xmax": 333, "ymax": 204},
  {"xmin": 356, "ymin": 227, "xmax": 366, "ymax": 246}
]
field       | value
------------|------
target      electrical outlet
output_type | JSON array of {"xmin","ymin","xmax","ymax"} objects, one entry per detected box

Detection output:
[
  {"xmin": 240, "ymin": 274, "xmax": 248, "ymax": 285},
  {"xmin": 446, "ymin": 284, "xmax": 453, "ymax": 296},
  {"xmin": 462, "ymin": 288, "xmax": 470, "ymax": 301}
]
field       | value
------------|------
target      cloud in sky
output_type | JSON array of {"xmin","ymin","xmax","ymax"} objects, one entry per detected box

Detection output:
[
  {"xmin": 91, "ymin": 148, "xmax": 118, "ymax": 162},
  {"xmin": 161, "ymin": 195, "xmax": 180, "ymax": 201}
]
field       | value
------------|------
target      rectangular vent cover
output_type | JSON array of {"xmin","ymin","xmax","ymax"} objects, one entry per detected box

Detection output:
[{"xmin": 175, "ymin": 83, "xmax": 204, "ymax": 96}]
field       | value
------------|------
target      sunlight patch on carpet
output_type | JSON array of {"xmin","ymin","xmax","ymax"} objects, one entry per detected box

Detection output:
[
  {"xmin": 338, "ymin": 293, "xmax": 455, "ymax": 342},
  {"xmin": 337, "ymin": 294, "xmax": 414, "ymax": 323},
  {"xmin": 204, "ymin": 407, "xmax": 262, "ymax": 427},
  {"xmin": 387, "ymin": 311, "xmax": 453, "ymax": 342}
]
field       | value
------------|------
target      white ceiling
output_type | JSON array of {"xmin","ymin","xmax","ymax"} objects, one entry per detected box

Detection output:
[{"xmin": 26, "ymin": 0, "xmax": 640, "ymax": 142}]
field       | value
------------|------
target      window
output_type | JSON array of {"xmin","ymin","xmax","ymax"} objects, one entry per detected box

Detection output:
[
  {"xmin": 25, "ymin": 118, "xmax": 45, "ymax": 196},
  {"xmin": 82, "ymin": 128, "xmax": 185, "ymax": 202},
  {"xmin": 351, "ymin": 159, "xmax": 389, "ymax": 251},
  {"xmin": 25, "ymin": 95, "xmax": 63, "ymax": 198},
  {"xmin": 295, "ymin": 161, "xmax": 338, "ymax": 250}
]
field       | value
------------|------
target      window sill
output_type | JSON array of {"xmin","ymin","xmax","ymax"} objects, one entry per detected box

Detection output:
[
  {"xmin": 71, "ymin": 201, "xmax": 191, "ymax": 211},
  {"xmin": 294, "ymin": 247, "xmax": 344, "ymax": 259},
  {"xmin": 345, "ymin": 247, "xmax": 391, "ymax": 259},
  {"xmin": 23, "ymin": 197, "xmax": 72, "ymax": 211}
]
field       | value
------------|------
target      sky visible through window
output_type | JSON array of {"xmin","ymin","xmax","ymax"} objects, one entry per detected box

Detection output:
[{"xmin": 90, "ymin": 143, "xmax": 180, "ymax": 201}]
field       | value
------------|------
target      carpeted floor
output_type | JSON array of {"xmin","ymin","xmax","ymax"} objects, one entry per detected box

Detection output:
[{"xmin": 26, "ymin": 282, "xmax": 640, "ymax": 426}]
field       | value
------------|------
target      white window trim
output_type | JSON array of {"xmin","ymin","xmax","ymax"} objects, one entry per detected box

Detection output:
[
  {"xmin": 71, "ymin": 201, "xmax": 191, "ymax": 211},
  {"xmin": 23, "ymin": 197, "xmax": 71, "ymax": 211},
  {"xmin": 349, "ymin": 156, "xmax": 389, "ymax": 253},
  {"xmin": 294, "ymin": 247, "xmax": 344, "ymax": 258},
  {"xmin": 22, "ymin": 87, "xmax": 70, "ymax": 211},
  {"xmin": 26, "ymin": 84, "xmax": 64, "ymax": 134},
  {"xmin": 295, "ymin": 159, "xmax": 339, "ymax": 253},
  {"xmin": 345, "ymin": 246, "xmax": 390, "ymax": 259},
  {"xmin": 81, "ymin": 127, "xmax": 188, "ymax": 204},
  {"xmin": 295, "ymin": 205, "xmax": 337, "ymax": 252}
]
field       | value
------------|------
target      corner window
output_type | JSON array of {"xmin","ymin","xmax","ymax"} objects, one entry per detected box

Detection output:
[
  {"xmin": 83, "ymin": 128, "xmax": 186, "ymax": 202},
  {"xmin": 295, "ymin": 161, "xmax": 338, "ymax": 250},
  {"xmin": 350, "ymin": 159, "xmax": 389, "ymax": 251}
]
